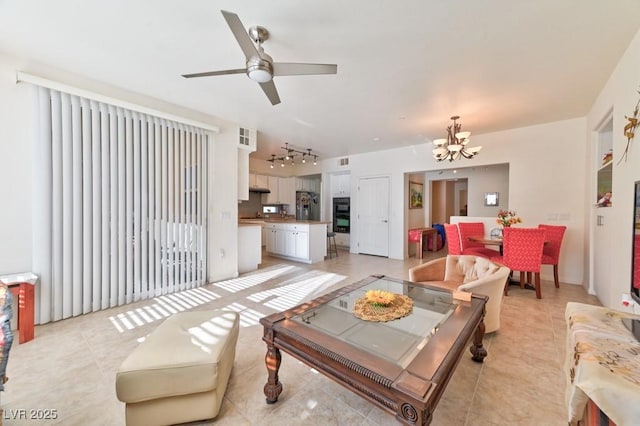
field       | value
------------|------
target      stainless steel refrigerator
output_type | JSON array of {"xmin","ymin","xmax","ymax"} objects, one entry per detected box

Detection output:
[{"xmin": 296, "ymin": 191, "xmax": 320, "ymax": 221}]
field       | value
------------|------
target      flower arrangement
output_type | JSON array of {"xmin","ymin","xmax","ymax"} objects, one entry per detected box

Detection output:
[
  {"xmin": 364, "ymin": 289, "xmax": 396, "ymax": 307},
  {"xmin": 496, "ymin": 210, "xmax": 522, "ymax": 227}
]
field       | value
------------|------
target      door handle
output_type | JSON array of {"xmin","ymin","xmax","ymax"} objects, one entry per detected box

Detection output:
[{"xmin": 382, "ymin": 220, "xmax": 388, "ymax": 223}]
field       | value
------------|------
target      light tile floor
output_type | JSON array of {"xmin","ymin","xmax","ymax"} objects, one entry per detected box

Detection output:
[{"xmin": 2, "ymin": 249, "xmax": 600, "ymax": 425}]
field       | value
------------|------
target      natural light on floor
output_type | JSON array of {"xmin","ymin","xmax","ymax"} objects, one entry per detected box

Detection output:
[
  {"xmin": 213, "ymin": 264, "xmax": 298, "ymax": 293},
  {"xmin": 108, "ymin": 264, "xmax": 347, "ymax": 333},
  {"xmin": 247, "ymin": 269, "xmax": 347, "ymax": 311}
]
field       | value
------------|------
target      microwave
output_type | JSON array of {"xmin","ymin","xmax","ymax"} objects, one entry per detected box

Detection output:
[{"xmin": 262, "ymin": 204, "xmax": 286, "ymax": 215}]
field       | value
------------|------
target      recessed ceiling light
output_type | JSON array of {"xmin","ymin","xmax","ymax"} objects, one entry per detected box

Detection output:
[{"xmin": 372, "ymin": 137, "xmax": 380, "ymax": 141}]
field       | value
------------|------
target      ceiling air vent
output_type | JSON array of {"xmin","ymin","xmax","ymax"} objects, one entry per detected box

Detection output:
[{"xmin": 339, "ymin": 157, "xmax": 349, "ymax": 166}]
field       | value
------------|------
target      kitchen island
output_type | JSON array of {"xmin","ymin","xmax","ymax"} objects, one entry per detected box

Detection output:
[
  {"xmin": 264, "ymin": 220, "xmax": 328, "ymax": 264},
  {"xmin": 240, "ymin": 218, "xmax": 329, "ymax": 264},
  {"xmin": 238, "ymin": 222, "xmax": 262, "ymax": 273}
]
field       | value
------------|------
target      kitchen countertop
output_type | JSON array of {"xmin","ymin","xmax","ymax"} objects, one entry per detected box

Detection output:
[{"xmin": 239, "ymin": 218, "xmax": 331, "ymax": 225}]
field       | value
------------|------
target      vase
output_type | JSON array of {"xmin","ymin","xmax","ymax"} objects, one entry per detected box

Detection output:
[{"xmin": 490, "ymin": 227, "xmax": 503, "ymax": 238}]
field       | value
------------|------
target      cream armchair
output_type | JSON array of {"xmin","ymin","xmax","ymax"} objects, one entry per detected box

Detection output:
[{"xmin": 408, "ymin": 255, "xmax": 510, "ymax": 333}]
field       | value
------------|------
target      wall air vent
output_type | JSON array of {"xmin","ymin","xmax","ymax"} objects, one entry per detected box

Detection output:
[{"xmin": 339, "ymin": 157, "xmax": 349, "ymax": 166}]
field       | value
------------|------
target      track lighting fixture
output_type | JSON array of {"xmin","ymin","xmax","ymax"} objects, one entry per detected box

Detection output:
[{"xmin": 267, "ymin": 143, "xmax": 319, "ymax": 167}]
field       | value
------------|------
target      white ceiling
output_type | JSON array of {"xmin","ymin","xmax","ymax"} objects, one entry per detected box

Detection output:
[{"xmin": 1, "ymin": 1, "xmax": 639, "ymax": 161}]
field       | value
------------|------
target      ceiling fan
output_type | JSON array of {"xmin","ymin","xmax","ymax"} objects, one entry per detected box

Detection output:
[{"xmin": 182, "ymin": 10, "xmax": 338, "ymax": 105}]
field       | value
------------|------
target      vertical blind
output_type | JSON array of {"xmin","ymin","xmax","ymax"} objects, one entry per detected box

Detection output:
[{"xmin": 32, "ymin": 87, "xmax": 210, "ymax": 324}]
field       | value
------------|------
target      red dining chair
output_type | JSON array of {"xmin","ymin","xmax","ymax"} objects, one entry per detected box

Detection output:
[
  {"xmin": 458, "ymin": 222, "xmax": 499, "ymax": 259},
  {"xmin": 443, "ymin": 223, "xmax": 462, "ymax": 255},
  {"xmin": 491, "ymin": 227, "xmax": 546, "ymax": 299},
  {"xmin": 538, "ymin": 224, "xmax": 566, "ymax": 288}
]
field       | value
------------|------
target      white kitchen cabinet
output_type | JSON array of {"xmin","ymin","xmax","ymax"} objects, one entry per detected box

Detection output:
[
  {"xmin": 294, "ymin": 230, "xmax": 309, "ymax": 259},
  {"xmin": 249, "ymin": 173, "xmax": 269, "ymax": 189},
  {"xmin": 296, "ymin": 177, "xmax": 321, "ymax": 194},
  {"xmin": 238, "ymin": 127, "xmax": 257, "ymax": 151},
  {"xmin": 265, "ymin": 176, "xmax": 280, "ymax": 204},
  {"xmin": 295, "ymin": 177, "xmax": 307, "ymax": 191},
  {"xmin": 275, "ymin": 228, "xmax": 288, "ymax": 254},
  {"xmin": 331, "ymin": 173, "xmax": 350, "ymax": 197},
  {"xmin": 264, "ymin": 222, "xmax": 326, "ymax": 263},
  {"xmin": 278, "ymin": 177, "xmax": 294, "ymax": 205},
  {"xmin": 265, "ymin": 226, "xmax": 277, "ymax": 252},
  {"xmin": 311, "ymin": 178, "xmax": 321, "ymax": 194},
  {"xmin": 255, "ymin": 174, "xmax": 268, "ymax": 188},
  {"xmin": 264, "ymin": 176, "xmax": 294, "ymax": 206}
]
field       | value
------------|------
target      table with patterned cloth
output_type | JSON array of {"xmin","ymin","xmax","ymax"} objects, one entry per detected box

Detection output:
[{"xmin": 565, "ymin": 302, "xmax": 640, "ymax": 426}]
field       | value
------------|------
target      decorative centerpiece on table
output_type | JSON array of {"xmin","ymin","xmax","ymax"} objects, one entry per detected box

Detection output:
[
  {"xmin": 496, "ymin": 210, "xmax": 522, "ymax": 228},
  {"xmin": 353, "ymin": 289, "xmax": 413, "ymax": 322}
]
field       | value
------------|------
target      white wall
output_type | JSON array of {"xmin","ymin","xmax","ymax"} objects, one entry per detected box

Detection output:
[
  {"xmin": 586, "ymin": 28, "xmax": 640, "ymax": 309},
  {"xmin": 0, "ymin": 51, "xmax": 241, "ymax": 287},
  {"xmin": 0, "ymin": 56, "xmax": 33, "ymax": 273},
  {"xmin": 208, "ymin": 128, "xmax": 240, "ymax": 282}
]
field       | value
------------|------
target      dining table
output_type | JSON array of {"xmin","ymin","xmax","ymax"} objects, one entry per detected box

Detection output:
[{"xmin": 468, "ymin": 236, "xmax": 504, "ymax": 255}]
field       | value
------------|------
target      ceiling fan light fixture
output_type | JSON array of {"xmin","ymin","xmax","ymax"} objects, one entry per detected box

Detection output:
[
  {"xmin": 247, "ymin": 67, "xmax": 272, "ymax": 83},
  {"xmin": 182, "ymin": 11, "xmax": 337, "ymax": 106},
  {"xmin": 246, "ymin": 56, "xmax": 273, "ymax": 83}
]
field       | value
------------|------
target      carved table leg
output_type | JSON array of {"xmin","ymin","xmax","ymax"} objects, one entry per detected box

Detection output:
[
  {"xmin": 264, "ymin": 342, "xmax": 283, "ymax": 404},
  {"xmin": 469, "ymin": 318, "xmax": 487, "ymax": 362}
]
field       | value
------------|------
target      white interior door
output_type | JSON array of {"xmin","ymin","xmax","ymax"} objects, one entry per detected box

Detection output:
[
  {"xmin": 593, "ymin": 208, "xmax": 612, "ymax": 304},
  {"xmin": 357, "ymin": 176, "xmax": 389, "ymax": 256}
]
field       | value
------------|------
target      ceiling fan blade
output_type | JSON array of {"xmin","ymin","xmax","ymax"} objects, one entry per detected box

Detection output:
[
  {"xmin": 273, "ymin": 63, "xmax": 338, "ymax": 76},
  {"xmin": 182, "ymin": 69, "xmax": 246, "ymax": 79},
  {"xmin": 221, "ymin": 10, "xmax": 259, "ymax": 60},
  {"xmin": 259, "ymin": 80, "xmax": 281, "ymax": 105}
]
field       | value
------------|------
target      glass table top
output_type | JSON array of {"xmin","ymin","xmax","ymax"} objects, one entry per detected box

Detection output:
[{"xmin": 289, "ymin": 276, "xmax": 457, "ymax": 368}]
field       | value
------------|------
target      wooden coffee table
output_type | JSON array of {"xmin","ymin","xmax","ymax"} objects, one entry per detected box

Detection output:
[{"xmin": 260, "ymin": 274, "xmax": 488, "ymax": 425}]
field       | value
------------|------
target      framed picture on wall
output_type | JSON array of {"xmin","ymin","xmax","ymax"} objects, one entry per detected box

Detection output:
[
  {"xmin": 484, "ymin": 192, "xmax": 499, "ymax": 206},
  {"xmin": 409, "ymin": 181, "xmax": 424, "ymax": 209}
]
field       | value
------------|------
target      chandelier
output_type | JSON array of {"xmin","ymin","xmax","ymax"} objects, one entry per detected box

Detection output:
[
  {"xmin": 268, "ymin": 143, "xmax": 319, "ymax": 168},
  {"xmin": 432, "ymin": 116, "xmax": 482, "ymax": 162}
]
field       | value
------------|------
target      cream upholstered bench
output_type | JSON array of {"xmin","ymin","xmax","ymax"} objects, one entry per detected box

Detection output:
[{"xmin": 116, "ymin": 310, "xmax": 240, "ymax": 426}]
